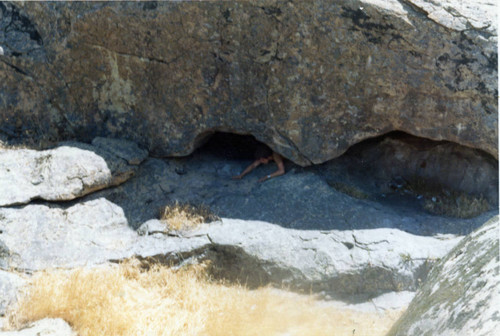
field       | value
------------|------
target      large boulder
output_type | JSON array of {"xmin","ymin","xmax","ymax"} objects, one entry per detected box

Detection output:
[
  {"xmin": 0, "ymin": 0, "xmax": 496, "ymax": 165},
  {"xmin": 0, "ymin": 198, "xmax": 139, "ymax": 270},
  {"xmin": 0, "ymin": 198, "xmax": 212, "ymax": 271},
  {"xmin": 0, "ymin": 137, "xmax": 147, "ymax": 206},
  {"xmin": 387, "ymin": 216, "xmax": 499, "ymax": 336}
]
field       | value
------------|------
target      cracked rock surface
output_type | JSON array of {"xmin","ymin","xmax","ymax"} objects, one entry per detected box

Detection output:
[
  {"xmin": 0, "ymin": 270, "xmax": 24, "ymax": 316},
  {"xmin": 0, "ymin": 136, "xmax": 497, "ymax": 333},
  {"xmin": 139, "ymin": 218, "xmax": 462, "ymax": 298}
]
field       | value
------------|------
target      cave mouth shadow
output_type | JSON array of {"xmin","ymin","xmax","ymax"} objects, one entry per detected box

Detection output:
[
  {"xmin": 178, "ymin": 131, "xmax": 498, "ymax": 236},
  {"xmin": 75, "ymin": 131, "xmax": 498, "ymax": 237},
  {"xmin": 194, "ymin": 132, "xmax": 264, "ymax": 161}
]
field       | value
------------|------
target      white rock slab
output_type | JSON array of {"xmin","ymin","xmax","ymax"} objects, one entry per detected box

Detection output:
[{"xmin": 0, "ymin": 138, "xmax": 147, "ymax": 206}]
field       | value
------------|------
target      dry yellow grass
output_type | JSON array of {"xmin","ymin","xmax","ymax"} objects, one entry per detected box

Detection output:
[
  {"xmin": 159, "ymin": 202, "xmax": 219, "ymax": 231},
  {"xmin": 5, "ymin": 260, "xmax": 403, "ymax": 336}
]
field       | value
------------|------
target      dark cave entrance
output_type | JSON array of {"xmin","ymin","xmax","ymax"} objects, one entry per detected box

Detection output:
[
  {"xmin": 195, "ymin": 130, "xmax": 498, "ymax": 221},
  {"xmin": 195, "ymin": 132, "xmax": 265, "ymax": 161}
]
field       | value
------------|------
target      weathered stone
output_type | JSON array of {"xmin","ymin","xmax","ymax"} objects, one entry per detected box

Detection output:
[
  {"xmin": 91, "ymin": 137, "xmax": 148, "ymax": 166},
  {"xmin": 387, "ymin": 216, "xmax": 500, "ymax": 336},
  {"xmin": 0, "ymin": 198, "xmax": 139, "ymax": 271},
  {"xmin": 0, "ymin": 195, "xmax": 465, "ymax": 298},
  {"xmin": 138, "ymin": 218, "xmax": 463, "ymax": 298},
  {"xmin": 0, "ymin": 138, "xmax": 147, "ymax": 206},
  {"xmin": 0, "ymin": 0, "xmax": 496, "ymax": 165},
  {"xmin": 0, "ymin": 198, "xmax": 211, "ymax": 271},
  {"xmin": 0, "ymin": 318, "xmax": 75, "ymax": 336},
  {"xmin": 0, "ymin": 270, "xmax": 25, "ymax": 316},
  {"xmin": 317, "ymin": 131, "xmax": 499, "ymax": 203}
]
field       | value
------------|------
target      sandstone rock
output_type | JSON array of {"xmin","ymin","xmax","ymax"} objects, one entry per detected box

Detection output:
[
  {"xmin": 0, "ymin": 138, "xmax": 147, "ymax": 206},
  {"xmin": 0, "ymin": 270, "xmax": 25, "ymax": 316},
  {"xmin": 387, "ymin": 216, "xmax": 500, "ymax": 336},
  {"xmin": 0, "ymin": 318, "xmax": 75, "ymax": 336},
  {"xmin": 0, "ymin": 0, "xmax": 496, "ymax": 165}
]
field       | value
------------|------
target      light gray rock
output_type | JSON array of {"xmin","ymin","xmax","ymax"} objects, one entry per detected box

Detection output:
[
  {"xmin": 387, "ymin": 216, "xmax": 500, "ymax": 336},
  {"xmin": 401, "ymin": 0, "xmax": 497, "ymax": 33},
  {"xmin": 0, "ymin": 271, "xmax": 25, "ymax": 316},
  {"xmin": 0, "ymin": 198, "xmax": 138, "ymax": 271},
  {"xmin": 0, "ymin": 138, "xmax": 147, "ymax": 206},
  {"xmin": 0, "ymin": 195, "xmax": 464, "ymax": 298},
  {"xmin": 0, "ymin": 318, "xmax": 75, "ymax": 336},
  {"xmin": 0, "ymin": 198, "xmax": 211, "ymax": 272},
  {"xmin": 138, "ymin": 218, "xmax": 463, "ymax": 298}
]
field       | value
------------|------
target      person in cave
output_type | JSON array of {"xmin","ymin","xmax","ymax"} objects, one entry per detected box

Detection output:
[{"xmin": 232, "ymin": 145, "xmax": 285, "ymax": 182}]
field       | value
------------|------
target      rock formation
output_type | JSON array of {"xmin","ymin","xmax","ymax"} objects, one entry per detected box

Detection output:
[
  {"xmin": 0, "ymin": 271, "xmax": 24, "ymax": 316},
  {"xmin": 387, "ymin": 216, "xmax": 499, "ymax": 336},
  {"xmin": 0, "ymin": 194, "xmax": 461, "ymax": 297},
  {"xmin": 0, "ymin": 0, "xmax": 497, "ymax": 333},
  {"xmin": 0, "ymin": 137, "xmax": 147, "ymax": 206},
  {"xmin": 0, "ymin": 137, "xmax": 497, "ymax": 333},
  {"xmin": 0, "ymin": 0, "xmax": 497, "ymax": 164}
]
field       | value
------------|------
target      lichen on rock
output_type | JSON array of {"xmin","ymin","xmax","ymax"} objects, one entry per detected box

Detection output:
[{"xmin": 387, "ymin": 216, "xmax": 499, "ymax": 336}]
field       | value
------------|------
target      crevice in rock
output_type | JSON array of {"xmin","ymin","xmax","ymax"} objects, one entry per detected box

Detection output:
[{"xmin": 0, "ymin": 59, "xmax": 31, "ymax": 78}]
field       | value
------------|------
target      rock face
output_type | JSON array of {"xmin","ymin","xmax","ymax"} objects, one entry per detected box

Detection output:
[
  {"xmin": 0, "ymin": 0, "xmax": 497, "ymax": 165},
  {"xmin": 323, "ymin": 131, "xmax": 499, "ymax": 202},
  {"xmin": 0, "ymin": 137, "xmax": 147, "ymax": 206},
  {"xmin": 0, "ymin": 198, "xmax": 139, "ymax": 271},
  {"xmin": 387, "ymin": 216, "xmax": 499, "ymax": 336}
]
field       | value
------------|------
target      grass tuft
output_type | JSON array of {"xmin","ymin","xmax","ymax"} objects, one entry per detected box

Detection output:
[
  {"xmin": 6, "ymin": 260, "xmax": 403, "ymax": 336},
  {"xmin": 159, "ymin": 202, "xmax": 220, "ymax": 231}
]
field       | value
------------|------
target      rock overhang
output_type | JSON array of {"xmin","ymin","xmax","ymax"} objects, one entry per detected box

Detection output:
[{"xmin": 0, "ymin": 0, "xmax": 497, "ymax": 166}]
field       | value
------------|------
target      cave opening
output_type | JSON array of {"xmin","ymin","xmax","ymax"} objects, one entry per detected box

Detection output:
[
  {"xmin": 194, "ymin": 130, "xmax": 498, "ymax": 223},
  {"xmin": 195, "ymin": 132, "xmax": 267, "ymax": 161}
]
